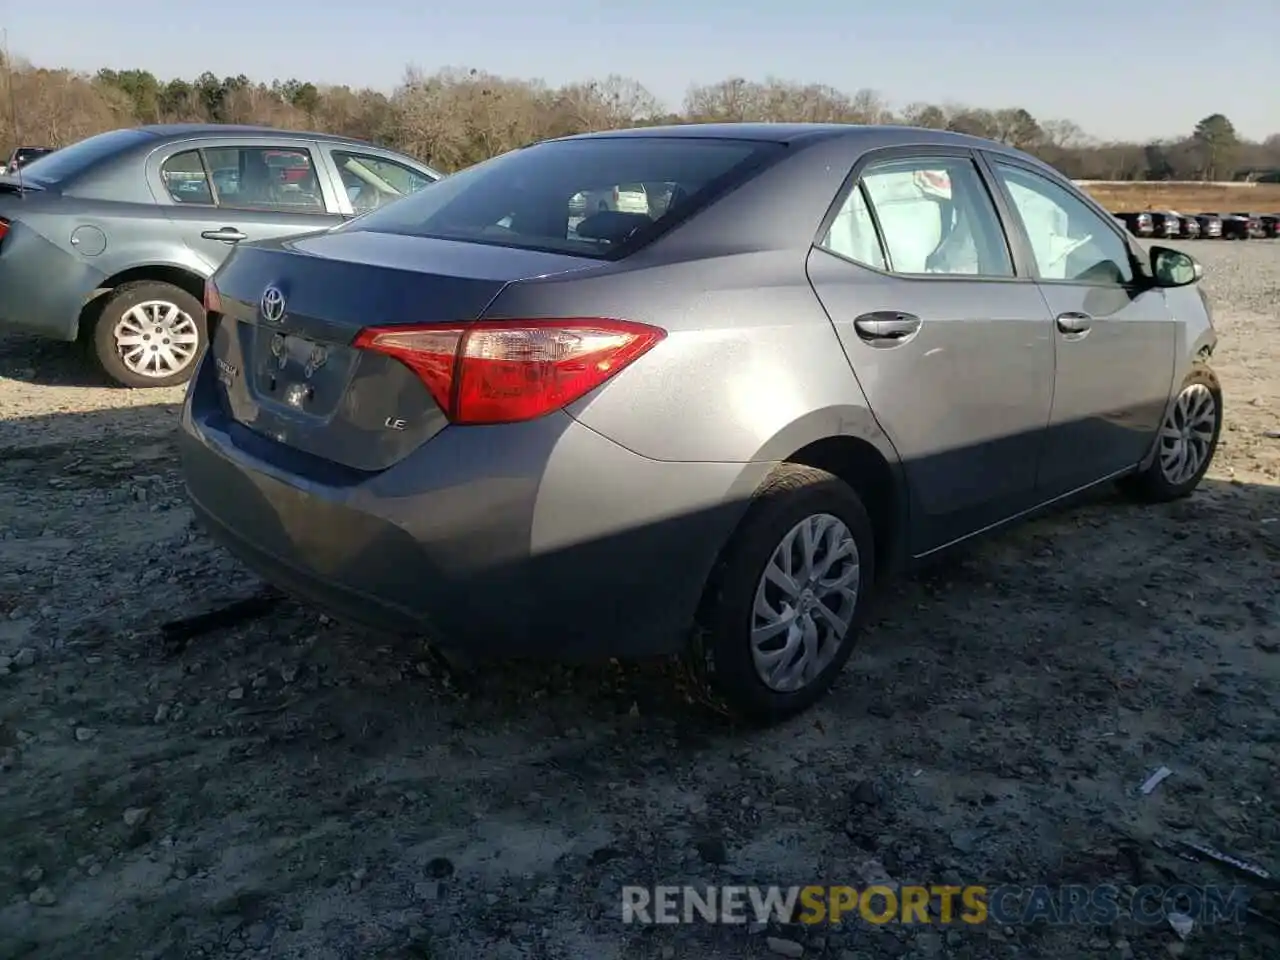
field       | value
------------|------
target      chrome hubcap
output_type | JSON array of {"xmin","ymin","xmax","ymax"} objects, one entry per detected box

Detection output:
[
  {"xmin": 1158, "ymin": 383, "xmax": 1216, "ymax": 485},
  {"xmin": 751, "ymin": 513, "xmax": 860, "ymax": 693},
  {"xmin": 114, "ymin": 300, "xmax": 201, "ymax": 378}
]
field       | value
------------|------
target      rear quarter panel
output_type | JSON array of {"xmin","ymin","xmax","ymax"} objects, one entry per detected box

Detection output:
[
  {"xmin": 0, "ymin": 194, "xmax": 210, "ymax": 340},
  {"xmin": 483, "ymin": 134, "xmax": 901, "ymax": 468}
]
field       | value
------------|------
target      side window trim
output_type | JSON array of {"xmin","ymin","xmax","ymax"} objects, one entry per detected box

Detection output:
[
  {"xmin": 858, "ymin": 181, "xmax": 891, "ymax": 270},
  {"xmin": 982, "ymin": 154, "xmax": 1140, "ymax": 288},
  {"xmin": 197, "ymin": 148, "xmax": 221, "ymax": 206},
  {"xmin": 813, "ymin": 144, "xmax": 1026, "ymax": 282}
]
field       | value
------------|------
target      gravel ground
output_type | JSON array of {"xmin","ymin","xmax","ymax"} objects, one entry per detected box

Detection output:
[{"xmin": 0, "ymin": 240, "xmax": 1277, "ymax": 960}]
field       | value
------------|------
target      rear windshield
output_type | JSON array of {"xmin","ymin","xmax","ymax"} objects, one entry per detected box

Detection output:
[
  {"xmin": 343, "ymin": 137, "xmax": 784, "ymax": 258},
  {"xmin": 17, "ymin": 129, "xmax": 153, "ymax": 184}
]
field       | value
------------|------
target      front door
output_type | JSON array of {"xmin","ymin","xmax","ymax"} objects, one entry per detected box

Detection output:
[
  {"xmin": 807, "ymin": 150, "xmax": 1057, "ymax": 556},
  {"xmin": 983, "ymin": 158, "xmax": 1176, "ymax": 497},
  {"xmin": 155, "ymin": 141, "xmax": 342, "ymax": 274}
]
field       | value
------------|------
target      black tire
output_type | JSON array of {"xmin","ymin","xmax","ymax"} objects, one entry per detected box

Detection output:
[
  {"xmin": 688, "ymin": 464, "xmax": 876, "ymax": 725},
  {"xmin": 91, "ymin": 280, "xmax": 207, "ymax": 388},
  {"xmin": 1118, "ymin": 364, "xmax": 1222, "ymax": 503}
]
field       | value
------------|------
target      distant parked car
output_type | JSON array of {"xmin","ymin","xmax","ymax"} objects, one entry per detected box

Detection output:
[
  {"xmin": 1115, "ymin": 211, "xmax": 1153, "ymax": 237},
  {"xmin": 1209, "ymin": 213, "xmax": 1252, "ymax": 239},
  {"xmin": 1170, "ymin": 212, "xmax": 1200, "ymax": 239},
  {"xmin": 574, "ymin": 183, "xmax": 651, "ymax": 215},
  {"xmin": 0, "ymin": 124, "xmax": 441, "ymax": 387},
  {"xmin": 181, "ymin": 122, "xmax": 1221, "ymax": 724},
  {"xmin": 1191, "ymin": 214, "xmax": 1223, "ymax": 239},
  {"xmin": 1230, "ymin": 213, "xmax": 1268, "ymax": 238},
  {"xmin": 1146, "ymin": 211, "xmax": 1182, "ymax": 239},
  {"xmin": 1256, "ymin": 213, "xmax": 1280, "ymax": 238},
  {"xmin": 5, "ymin": 145, "xmax": 54, "ymax": 173}
]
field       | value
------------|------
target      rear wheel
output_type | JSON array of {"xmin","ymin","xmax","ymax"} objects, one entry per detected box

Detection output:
[
  {"xmin": 688, "ymin": 465, "xmax": 875, "ymax": 724},
  {"xmin": 1119, "ymin": 364, "xmax": 1222, "ymax": 503},
  {"xmin": 92, "ymin": 281, "xmax": 207, "ymax": 388}
]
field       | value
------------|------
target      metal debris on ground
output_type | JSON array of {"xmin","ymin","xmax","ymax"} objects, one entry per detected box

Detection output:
[
  {"xmin": 1171, "ymin": 839, "xmax": 1275, "ymax": 887},
  {"xmin": 1140, "ymin": 766, "xmax": 1173, "ymax": 795}
]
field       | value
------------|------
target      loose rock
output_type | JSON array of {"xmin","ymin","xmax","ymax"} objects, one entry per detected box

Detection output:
[
  {"xmin": 766, "ymin": 936, "xmax": 805, "ymax": 957},
  {"xmin": 28, "ymin": 886, "xmax": 57, "ymax": 906}
]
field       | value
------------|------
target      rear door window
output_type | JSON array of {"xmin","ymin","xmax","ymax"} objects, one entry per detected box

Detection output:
[
  {"xmin": 855, "ymin": 156, "xmax": 1014, "ymax": 277},
  {"xmin": 202, "ymin": 146, "xmax": 326, "ymax": 214},
  {"xmin": 344, "ymin": 137, "xmax": 785, "ymax": 258}
]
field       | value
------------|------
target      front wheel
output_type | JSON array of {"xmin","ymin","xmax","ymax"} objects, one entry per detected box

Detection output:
[
  {"xmin": 1119, "ymin": 364, "xmax": 1222, "ymax": 503},
  {"xmin": 92, "ymin": 281, "xmax": 207, "ymax": 388},
  {"xmin": 688, "ymin": 464, "xmax": 876, "ymax": 724}
]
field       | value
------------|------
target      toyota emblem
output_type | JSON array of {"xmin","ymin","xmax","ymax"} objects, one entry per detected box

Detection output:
[{"xmin": 260, "ymin": 285, "xmax": 286, "ymax": 324}]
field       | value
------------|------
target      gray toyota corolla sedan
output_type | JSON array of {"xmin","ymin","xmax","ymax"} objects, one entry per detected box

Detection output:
[{"xmin": 179, "ymin": 123, "xmax": 1222, "ymax": 724}]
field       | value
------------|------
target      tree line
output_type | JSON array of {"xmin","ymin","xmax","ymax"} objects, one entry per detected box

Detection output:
[{"xmin": 1, "ymin": 54, "xmax": 1277, "ymax": 182}]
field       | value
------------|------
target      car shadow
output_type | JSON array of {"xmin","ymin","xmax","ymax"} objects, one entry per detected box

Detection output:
[
  {"xmin": 0, "ymin": 332, "xmax": 120, "ymax": 388},
  {"xmin": 432, "ymin": 474, "xmax": 1280, "ymax": 729}
]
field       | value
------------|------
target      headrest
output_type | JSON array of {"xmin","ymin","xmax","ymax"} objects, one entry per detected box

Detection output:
[{"xmin": 575, "ymin": 211, "xmax": 652, "ymax": 244}]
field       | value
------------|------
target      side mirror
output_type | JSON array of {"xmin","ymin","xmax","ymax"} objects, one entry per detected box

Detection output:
[{"xmin": 1150, "ymin": 246, "xmax": 1202, "ymax": 287}]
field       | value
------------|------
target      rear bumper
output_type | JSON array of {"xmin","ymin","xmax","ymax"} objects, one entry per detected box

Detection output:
[
  {"xmin": 0, "ymin": 221, "xmax": 102, "ymax": 341},
  {"xmin": 178, "ymin": 355, "xmax": 765, "ymax": 660}
]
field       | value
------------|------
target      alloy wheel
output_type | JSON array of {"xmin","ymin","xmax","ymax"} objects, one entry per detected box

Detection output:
[
  {"xmin": 1158, "ymin": 382, "xmax": 1217, "ymax": 486},
  {"xmin": 750, "ymin": 513, "xmax": 860, "ymax": 693}
]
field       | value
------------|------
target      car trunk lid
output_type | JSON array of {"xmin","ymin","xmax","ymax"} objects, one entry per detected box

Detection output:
[{"xmin": 207, "ymin": 230, "xmax": 602, "ymax": 472}]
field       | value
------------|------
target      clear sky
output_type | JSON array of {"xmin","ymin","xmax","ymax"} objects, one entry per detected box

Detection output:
[{"xmin": 3, "ymin": 0, "xmax": 1276, "ymax": 142}]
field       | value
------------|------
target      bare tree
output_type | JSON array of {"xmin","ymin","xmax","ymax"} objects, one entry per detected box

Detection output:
[{"xmin": 2, "ymin": 48, "xmax": 1276, "ymax": 183}]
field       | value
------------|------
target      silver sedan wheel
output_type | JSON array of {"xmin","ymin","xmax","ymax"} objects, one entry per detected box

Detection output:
[
  {"xmin": 751, "ymin": 513, "xmax": 860, "ymax": 693},
  {"xmin": 1158, "ymin": 382, "xmax": 1217, "ymax": 486},
  {"xmin": 113, "ymin": 300, "xmax": 202, "ymax": 379}
]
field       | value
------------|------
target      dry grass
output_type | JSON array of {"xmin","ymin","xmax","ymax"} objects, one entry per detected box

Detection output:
[{"xmin": 1082, "ymin": 182, "xmax": 1280, "ymax": 214}]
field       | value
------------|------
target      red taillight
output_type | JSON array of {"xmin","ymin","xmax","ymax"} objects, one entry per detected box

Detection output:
[
  {"xmin": 0, "ymin": 218, "xmax": 9, "ymax": 245},
  {"xmin": 353, "ymin": 318, "xmax": 666, "ymax": 425},
  {"xmin": 203, "ymin": 277, "xmax": 222, "ymax": 314}
]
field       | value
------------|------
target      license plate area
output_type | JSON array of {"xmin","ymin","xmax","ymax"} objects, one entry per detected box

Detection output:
[{"xmin": 249, "ymin": 327, "xmax": 357, "ymax": 418}]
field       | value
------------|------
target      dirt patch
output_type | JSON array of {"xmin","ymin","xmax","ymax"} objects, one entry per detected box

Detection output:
[
  {"xmin": 1083, "ymin": 182, "xmax": 1280, "ymax": 214},
  {"xmin": 1, "ymin": 243, "xmax": 1278, "ymax": 960}
]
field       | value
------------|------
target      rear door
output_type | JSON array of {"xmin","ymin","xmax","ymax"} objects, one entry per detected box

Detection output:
[
  {"xmin": 981, "ymin": 155, "xmax": 1175, "ymax": 497},
  {"xmin": 806, "ymin": 147, "xmax": 1057, "ymax": 555},
  {"xmin": 149, "ymin": 137, "xmax": 343, "ymax": 273}
]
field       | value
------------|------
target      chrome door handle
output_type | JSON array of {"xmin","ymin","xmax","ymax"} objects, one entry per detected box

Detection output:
[
  {"xmin": 853, "ymin": 312, "xmax": 922, "ymax": 344},
  {"xmin": 1056, "ymin": 312, "xmax": 1092, "ymax": 335},
  {"xmin": 201, "ymin": 227, "xmax": 247, "ymax": 243}
]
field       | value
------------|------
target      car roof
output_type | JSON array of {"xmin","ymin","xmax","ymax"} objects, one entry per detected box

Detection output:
[
  {"xmin": 136, "ymin": 123, "xmax": 376, "ymax": 147},
  {"xmin": 553, "ymin": 121, "xmax": 1029, "ymax": 154}
]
